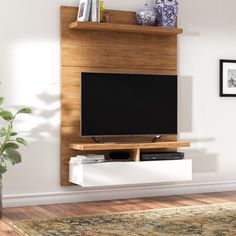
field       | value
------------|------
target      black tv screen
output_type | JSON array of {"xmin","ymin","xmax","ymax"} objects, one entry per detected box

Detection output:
[{"xmin": 81, "ymin": 72, "xmax": 177, "ymax": 136}]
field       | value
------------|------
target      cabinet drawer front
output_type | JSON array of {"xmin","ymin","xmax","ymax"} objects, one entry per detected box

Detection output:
[
  {"xmin": 69, "ymin": 160, "xmax": 192, "ymax": 187},
  {"xmin": 70, "ymin": 160, "xmax": 192, "ymax": 187}
]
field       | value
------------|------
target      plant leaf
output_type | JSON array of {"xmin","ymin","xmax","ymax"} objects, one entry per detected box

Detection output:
[
  {"xmin": 3, "ymin": 142, "xmax": 19, "ymax": 150},
  {"xmin": 0, "ymin": 165, "xmax": 7, "ymax": 174},
  {"xmin": 4, "ymin": 149, "xmax": 22, "ymax": 165},
  {"xmin": 0, "ymin": 127, "xmax": 6, "ymax": 137},
  {"xmin": 16, "ymin": 108, "xmax": 32, "ymax": 115},
  {"xmin": 10, "ymin": 132, "xmax": 18, "ymax": 136},
  {"xmin": 0, "ymin": 97, "xmax": 4, "ymax": 105},
  {"xmin": 16, "ymin": 137, "xmax": 28, "ymax": 146},
  {"xmin": 0, "ymin": 110, "xmax": 13, "ymax": 121}
]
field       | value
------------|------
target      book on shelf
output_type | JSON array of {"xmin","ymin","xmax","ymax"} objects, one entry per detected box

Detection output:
[
  {"xmin": 77, "ymin": 154, "xmax": 105, "ymax": 160},
  {"xmin": 88, "ymin": 4, "xmax": 92, "ymax": 22},
  {"xmin": 78, "ymin": 0, "xmax": 101, "ymax": 23},
  {"xmin": 91, "ymin": 0, "xmax": 99, "ymax": 22},
  {"xmin": 98, "ymin": 0, "xmax": 101, "ymax": 22},
  {"xmin": 77, "ymin": 0, "xmax": 92, "ymax": 22},
  {"xmin": 70, "ymin": 154, "xmax": 105, "ymax": 165}
]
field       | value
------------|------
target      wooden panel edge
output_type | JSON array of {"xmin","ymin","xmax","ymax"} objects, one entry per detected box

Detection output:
[{"xmin": 69, "ymin": 141, "xmax": 190, "ymax": 151}]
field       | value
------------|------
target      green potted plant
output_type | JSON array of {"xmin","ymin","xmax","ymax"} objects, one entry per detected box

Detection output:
[{"xmin": 0, "ymin": 95, "xmax": 32, "ymax": 217}]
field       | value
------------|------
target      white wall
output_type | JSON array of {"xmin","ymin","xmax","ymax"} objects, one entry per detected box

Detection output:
[
  {"xmin": 178, "ymin": 0, "xmax": 236, "ymax": 182},
  {"xmin": 1, "ymin": 0, "xmax": 236, "ymax": 207}
]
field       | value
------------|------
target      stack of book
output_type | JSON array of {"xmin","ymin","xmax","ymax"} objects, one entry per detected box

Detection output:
[
  {"xmin": 70, "ymin": 154, "xmax": 105, "ymax": 164},
  {"xmin": 77, "ymin": 0, "xmax": 104, "ymax": 23}
]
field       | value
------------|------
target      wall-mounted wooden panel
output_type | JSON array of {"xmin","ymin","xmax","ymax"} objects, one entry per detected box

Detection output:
[
  {"xmin": 61, "ymin": 7, "xmax": 177, "ymax": 71},
  {"xmin": 104, "ymin": 10, "xmax": 137, "ymax": 24},
  {"xmin": 62, "ymin": 32, "xmax": 177, "ymax": 70},
  {"xmin": 61, "ymin": 6, "xmax": 179, "ymax": 186}
]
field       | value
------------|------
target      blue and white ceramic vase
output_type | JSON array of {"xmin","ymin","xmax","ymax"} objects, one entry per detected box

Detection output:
[
  {"xmin": 136, "ymin": 3, "xmax": 156, "ymax": 26},
  {"xmin": 153, "ymin": 0, "xmax": 178, "ymax": 28}
]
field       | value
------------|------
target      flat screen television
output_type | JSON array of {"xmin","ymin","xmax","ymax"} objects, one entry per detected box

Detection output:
[{"xmin": 81, "ymin": 72, "xmax": 177, "ymax": 137}]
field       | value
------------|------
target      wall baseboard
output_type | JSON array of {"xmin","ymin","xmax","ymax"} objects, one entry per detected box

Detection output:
[{"xmin": 4, "ymin": 180, "xmax": 236, "ymax": 207}]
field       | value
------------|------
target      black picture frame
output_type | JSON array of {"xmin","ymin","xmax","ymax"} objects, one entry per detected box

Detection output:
[{"xmin": 220, "ymin": 59, "xmax": 236, "ymax": 97}]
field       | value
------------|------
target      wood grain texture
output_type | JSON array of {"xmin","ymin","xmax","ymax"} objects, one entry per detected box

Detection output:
[
  {"xmin": 62, "ymin": 33, "xmax": 177, "ymax": 70},
  {"xmin": 69, "ymin": 141, "xmax": 189, "ymax": 163},
  {"xmin": 69, "ymin": 22, "xmax": 183, "ymax": 35},
  {"xmin": 104, "ymin": 9, "xmax": 137, "ymax": 24},
  {"xmin": 133, "ymin": 148, "xmax": 140, "ymax": 162},
  {"xmin": 61, "ymin": 7, "xmax": 178, "ymax": 71},
  {"xmin": 61, "ymin": 6, "xmax": 180, "ymax": 185},
  {"xmin": 70, "ymin": 141, "xmax": 190, "ymax": 151}
]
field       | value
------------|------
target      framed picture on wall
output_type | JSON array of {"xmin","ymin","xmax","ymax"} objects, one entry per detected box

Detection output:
[{"xmin": 220, "ymin": 60, "xmax": 236, "ymax": 97}]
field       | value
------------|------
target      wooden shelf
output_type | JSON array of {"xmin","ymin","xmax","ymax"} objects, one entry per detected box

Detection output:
[
  {"xmin": 69, "ymin": 22, "xmax": 183, "ymax": 35},
  {"xmin": 70, "ymin": 141, "xmax": 190, "ymax": 151}
]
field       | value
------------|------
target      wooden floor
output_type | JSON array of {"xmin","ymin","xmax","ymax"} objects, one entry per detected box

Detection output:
[{"xmin": 2, "ymin": 191, "xmax": 236, "ymax": 235}]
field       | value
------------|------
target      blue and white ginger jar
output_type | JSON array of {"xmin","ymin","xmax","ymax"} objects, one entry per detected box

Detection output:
[
  {"xmin": 136, "ymin": 4, "xmax": 156, "ymax": 26},
  {"xmin": 153, "ymin": 0, "xmax": 178, "ymax": 28}
]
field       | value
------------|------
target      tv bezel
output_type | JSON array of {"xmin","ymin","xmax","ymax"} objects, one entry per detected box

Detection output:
[{"xmin": 80, "ymin": 72, "xmax": 178, "ymax": 137}]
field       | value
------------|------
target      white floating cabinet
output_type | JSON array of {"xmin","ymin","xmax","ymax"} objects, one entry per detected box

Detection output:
[{"xmin": 69, "ymin": 159, "xmax": 192, "ymax": 187}]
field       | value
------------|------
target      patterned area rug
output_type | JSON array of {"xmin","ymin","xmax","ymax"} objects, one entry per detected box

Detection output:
[{"xmin": 10, "ymin": 202, "xmax": 236, "ymax": 236}]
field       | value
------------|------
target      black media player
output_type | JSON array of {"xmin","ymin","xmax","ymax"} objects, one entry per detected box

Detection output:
[{"xmin": 140, "ymin": 152, "xmax": 184, "ymax": 161}]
